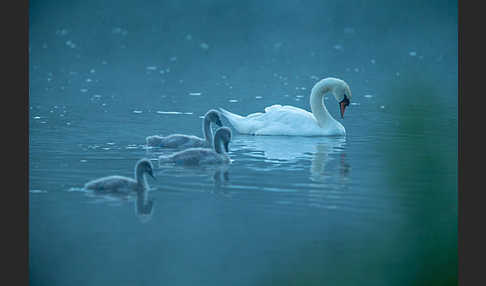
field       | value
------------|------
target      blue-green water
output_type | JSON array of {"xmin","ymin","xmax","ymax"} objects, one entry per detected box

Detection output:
[{"xmin": 29, "ymin": 0, "xmax": 457, "ymax": 285}]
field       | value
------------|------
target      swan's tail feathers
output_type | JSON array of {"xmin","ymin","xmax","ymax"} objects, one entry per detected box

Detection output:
[{"xmin": 219, "ymin": 108, "xmax": 247, "ymax": 133}]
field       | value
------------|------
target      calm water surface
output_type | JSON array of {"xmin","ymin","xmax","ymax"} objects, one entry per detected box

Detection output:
[{"xmin": 30, "ymin": 1, "xmax": 457, "ymax": 285}]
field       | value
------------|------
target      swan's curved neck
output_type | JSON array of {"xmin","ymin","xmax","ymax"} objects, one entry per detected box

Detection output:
[
  {"xmin": 135, "ymin": 166, "xmax": 149, "ymax": 189},
  {"xmin": 213, "ymin": 133, "xmax": 224, "ymax": 154},
  {"xmin": 310, "ymin": 79, "xmax": 334, "ymax": 127},
  {"xmin": 202, "ymin": 116, "xmax": 213, "ymax": 146}
]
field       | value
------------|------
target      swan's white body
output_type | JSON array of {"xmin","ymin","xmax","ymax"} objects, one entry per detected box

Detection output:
[{"xmin": 219, "ymin": 77, "xmax": 351, "ymax": 136}]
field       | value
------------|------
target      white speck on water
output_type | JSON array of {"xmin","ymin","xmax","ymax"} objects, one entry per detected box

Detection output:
[
  {"xmin": 183, "ymin": 112, "xmax": 193, "ymax": 115},
  {"xmin": 354, "ymin": 68, "xmax": 360, "ymax": 72},
  {"xmin": 146, "ymin": 66, "xmax": 157, "ymax": 71},
  {"xmin": 80, "ymin": 88, "xmax": 88, "ymax": 93},
  {"xmin": 185, "ymin": 34, "xmax": 192, "ymax": 40},
  {"xmin": 380, "ymin": 105, "xmax": 385, "ymax": 109},
  {"xmin": 42, "ymin": 43, "xmax": 48, "ymax": 49},
  {"xmin": 170, "ymin": 56, "xmax": 177, "ymax": 62},
  {"xmin": 66, "ymin": 122, "xmax": 71, "ymax": 125},
  {"xmin": 189, "ymin": 92, "xmax": 202, "ymax": 96},
  {"xmin": 396, "ymin": 72, "xmax": 400, "ymax": 77},
  {"xmin": 344, "ymin": 27, "xmax": 355, "ymax": 34},
  {"xmin": 283, "ymin": 94, "xmax": 289, "ymax": 97},
  {"xmin": 295, "ymin": 98, "xmax": 301, "ymax": 101},
  {"xmin": 101, "ymin": 103, "xmax": 107, "ymax": 107},
  {"xmin": 200, "ymin": 42, "xmax": 209, "ymax": 50},
  {"xmin": 30, "ymin": 189, "xmax": 47, "ymax": 194},
  {"xmin": 409, "ymin": 51, "xmax": 417, "ymax": 56},
  {"xmin": 165, "ymin": 68, "xmax": 170, "ymax": 73},
  {"xmin": 296, "ymin": 95, "xmax": 304, "ymax": 98},
  {"xmin": 92, "ymin": 94, "xmax": 102, "ymax": 99},
  {"xmin": 221, "ymin": 75, "xmax": 227, "ymax": 79},
  {"xmin": 156, "ymin": 111, "xmax": 182, "ymax": 115},
  {"xmin": 85, "ymin": 78, "xmax": 92, "ymax": 82},
  {"xmin": 371, "ymin": 59, "xmax": 376, "ymax": 64},
  {"xmin": 334, "ymin": 44, "xmax": 342, "ymax": 50},
  {"xmin": 112, "ymin": 27, "xmax": 128, "ymax": 36},
  {"xmin": 310, "ymin": 75, "xmax": 319, "ymax": 80},
  {"xmin": 90, "ymin": 69, "xmax": 95, "ymax": 73},
  {"xmin": 40, "ymin": 121, "xmax": 47, "ymax": 124},
  {"xmin": 351, "ymin": 102, "xmax": 360, "ymax": 106},
  {"xmin": 133, "ymin": 110, "xmax": 143, "ymax": 114},
  {"xmin": 229, "ymin": 99, "xmax": 238, "ymax": 103},
  {"xmin": 80, "ymin": 159, "xmax": 87, "ymax": 163},
  {"xmin": 159, "ymin": 70, "xmax": 165, "ymax": 74},
  {"xmin": 273, "ymin": 42, "xmax": 282, "ymax": 49},
  {"xmin": 33, "ymin": 116, "xmax": 41, "ymax": 119},
  {"xmin": 107, "ymin": 142, "xmax": 115, "ymax": 145},
  {"xmin": 102, "ymin": 60, "xmax": 107, "ymax": 65},
  {"xmin": 47, "ymin": 78, "xmax": 52, "ymax": 82},
  {"xmin": 255, "ymin": 96, "xmax": 263, "ymax": 99},
  {"xmin": 364, "ymin": 94, "xmax": 373, "ymax": 98},
  {"xmin": 65, "ymin": 40, "xmax": 76, "ymax": 48},
  {"xmin": 56, "ymin": 28, "xmax": 68, "ymax": 36},
  {"xmin": 102, "ymin": 147, "xmax": 111, "ymax": 151}
]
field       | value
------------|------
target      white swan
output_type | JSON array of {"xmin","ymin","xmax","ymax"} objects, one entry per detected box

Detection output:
[
  {"xmin": 219, "ymin": 77, "xmax": 352, "ymax": 136},
  {"xmin": 84, "ymin": 158, "xmax": 155, "ymax": 194},
  {"xmin": 146, "ymin": 109, "xmax": 223, "ymax": 148},
  {"xmin": 158, "ymin": 127, "xmax": 232, "ymax": 165}
]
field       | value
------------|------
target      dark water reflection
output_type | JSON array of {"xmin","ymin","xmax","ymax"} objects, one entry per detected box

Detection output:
[{"xmin": 30, "ymin": 0, "xmax": 457, "ymax": 285}]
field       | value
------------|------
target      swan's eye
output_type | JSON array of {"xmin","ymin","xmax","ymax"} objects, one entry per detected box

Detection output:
[{"xmin": 341, "ymin": 95, "xmax": 350, "ymax": 106}]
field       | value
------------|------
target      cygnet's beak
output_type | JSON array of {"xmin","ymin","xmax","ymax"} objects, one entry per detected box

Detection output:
[{"xmin": 149, "ymin": 170, "xmax": 156, "ymax": 180}]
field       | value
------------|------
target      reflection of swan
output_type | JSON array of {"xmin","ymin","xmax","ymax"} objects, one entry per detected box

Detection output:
[
  {"xmin": 146, "ymin": 109, "xmax": 223, "ymax": 148},
  {"xmin": 234, "ymin": 136, "xmax": 345, "ymax": 162},
  {"xmin": 84, "ymin": 158, "xmax": 155, "ymax": 194},
  {"xmin": 309, "ymin": 140, "xmax": 349, "ymax": 183},
  {"xmin": 219, "ymin": 77, "xmax": 352, "ymax": 136},
  {"xmin": 158, "ymin": 127, "xmax": 232, "ymax": 165},
  {"xmin": 155, "ymin": 163, "xmax": 230, "ymax": 193}
]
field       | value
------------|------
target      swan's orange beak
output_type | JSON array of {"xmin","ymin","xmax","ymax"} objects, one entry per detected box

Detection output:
[
  {"xmin": 340, "ymin": 101, "xmax": 347, "ymax": 119},
  {"xmin": 339, "ymin": 96, "xmax": 350, "ymax": 119}
]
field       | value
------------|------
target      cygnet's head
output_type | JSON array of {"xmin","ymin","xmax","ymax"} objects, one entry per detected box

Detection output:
[
  {"xmin": 136, "ymin": 158, "xmax": 156, "ymax": 180},
  {"xmin": 205, "ymin": 109, "xmax": 224, "ymax": 127},
  {"xmin": 328, "ymin": 78, "xmax": 352, "ymax": 118},
  {"xmin": 215, "ymin": 127, "xmax": 232, "ymax": 152}
]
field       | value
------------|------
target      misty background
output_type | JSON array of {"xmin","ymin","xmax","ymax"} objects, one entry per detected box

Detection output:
[{"xmin": 29, "ymin": 0, "xmax": 457, "ymax": 285}]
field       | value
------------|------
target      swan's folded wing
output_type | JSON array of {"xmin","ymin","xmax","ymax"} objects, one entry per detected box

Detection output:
[
  {"xmin": 168, "ymin": 148, "xmax": 219, "ymax": 165},
  {"xmin": 85, "ymin": 176, "xmax": 135, "ymax": 192},
  {"xmin": 163, "ymin": 134, "xmax": 203, "ymax": 148}
]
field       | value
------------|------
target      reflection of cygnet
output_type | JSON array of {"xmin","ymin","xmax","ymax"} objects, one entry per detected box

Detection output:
[
  {"xmin": 84, "ymin": 158, "xmax": 155, "ymax": 194},
  {"xmin": 158, "ymin": 127, "xmax": 232, "ymax": 165},
  {"xmin": 134, "ymin": 187, "xmax": 155, "ymax": 223},
  {"xmin": 146, "ymin": 109, "xmax": 223, "ymax": 149}
]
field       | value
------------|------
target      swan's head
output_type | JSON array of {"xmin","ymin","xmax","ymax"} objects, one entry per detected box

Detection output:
[
  {"xmin": 329, "ymin": 78, "xmax": 352, "ymax": 118},
  {"xmin": 215, "ymin": 127, "xmax": 232, "ymax": 152},
  {"xmin": 205, "ymin": 109, "xmax": 224, "ymax": 127},
  {"xmin": 136, "ymin": 158, "xmax": 156, "ymax": 180}
]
